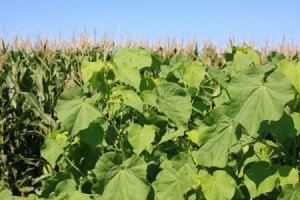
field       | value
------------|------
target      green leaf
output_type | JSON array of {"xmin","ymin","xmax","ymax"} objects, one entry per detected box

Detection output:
[
  {"xmin": 93, "ymin": 153, "xmax": 150, "ymax": 199},
  {"xmin": 225, "ymin": 47, "xmax": 260, "ymax": 75},
  {"xmin": 207, "ymin": 67, "xmax": 229, "ymax": 88},
  {"xmin": 115, "ymin": 90, "xmax": 144, "ymax": 112},
  {"xmin": 161, "ymin": 152, "xmax": 196, "ymax": 171},
  {"xmin": 58, "ymin": 85, "xmax": 83, "ymax": 99},
  {"xmin": 244, "ymin": 161, "xmax": 279, "ymax": 199},
  {"xmin": 140, "ymin": 76, "xmax": 156, "ymax": 92},
  {"xmin": 56, "ymin": 90, "xmax": 102, "ymax": 135},
  {"xmin": 54, "ymin": 179, "xmax": 76, "ymax": 196},
  {"xmin": 228, "ymin": 70, "xmax": 294, "ymax": 135},
  {"xmin": 69, "ymin": 191, "xmax": 91, "ymax": 200},
  {"xmin": 201, "ymin": 170, "xmax": 236, "ymax": 200},
  {"xmin": 41, "ymin": 138, "xmax": 67, "ymax": 168},
  {"xmin": 291, "ymin": 112, "xmax": 300, "ymax": 135},
  {"xmin": 114, "ymin": 47, "xmax": 152, "ymax": 70},
  {"xmin": 267, "ymin": 51, "xmax": 286, "ymax": 64},
  {"xmin": 153, "ymin": 153, "xmax": 197, "ymax": 200},
  {"xmin": 213, "ymin": 89, "xmax": 230, "ymax": 106},
  {"xmin": 22, "ymin": 92, "xmax": 54, "ymax": 124},
  {"xmin": 153, "ymin": 168, "xmax": 193, "ymax": 200},
  {"xmin": 195, "ymin": 107, "xmax": 242, "ymax": 168},
  {"xmin": 278, "ymin": 59, "xmax": 300, "ymax": 93},
  {"xmin": 269, "ymin": 112, "xmax": 297, "ymax": 142},
  {"xmin": 30, "ymin": 67, "xmax": 45, "ymax": 100},
  {"xmin": 78, "ymin": 119, "xmax": 107, "ymax": 150},
  {"xmin": 90, "ymin": 71, "xmax": 108, "ymax": 94},
  {"xmin": 127, "ymin": 124, "xmax": 156, "ymax": 154},
  {"xmin": 26, "ymin": 194, "xmax": 40, "ymax": 200},
  {"xmin": 81, "ymin": 60, "xmax": 104, "ymax": 83},
  {"xmin": 154, "ymin": 82, "xmax": 192, "ymax": 127},
  {"xmin": 158, "ymin": 128, "xmax": 185, "ymax": 145},
  {"xmin": 112, "ymin": 47, "xmax": 152, "ymax": 91},
  {"xmin": 41, "ymin": 172, "xmax": 73, "ymax": 198},
  {"xmin": 142, "ymin": 92, "xmax": 158, "ymax": 107},
  {"xmin": 279, "ymin": 166, "xmax": 299, "ymax": 187},
  {"xmin": 0, "ymin": 189, "xmax": 13, "ymax": 200},
  {"xmin": 237, "ymin": 143, "xmax": 271, "ymax": 178},
  {"xmin": 0, "ymin": 70, "xmax": 8, "ymax": 86},
  {"xmin": 186, "ymin": 129, "xmax": 199, "ymax": 145},
  {"xmin": 172, "ymin": 61, "xmax": 206, "ymax": 88},
  {"xmin": 278, "ymin": 183, "xmax": 300, "ymax": 200},
  {"xmin": 93, "ymin": 153, "xmax": 123, "ymax": 184},
  {"xmin": 113, "ymin": 66, "xmax": 141, "ymax": 91}
]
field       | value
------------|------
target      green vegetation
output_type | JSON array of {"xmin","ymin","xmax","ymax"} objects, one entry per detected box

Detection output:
[{"xmin": 0, "ymin": 39, "xmax": 300, "ymax": 199}]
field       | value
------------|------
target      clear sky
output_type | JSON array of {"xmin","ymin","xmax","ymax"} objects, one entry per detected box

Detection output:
[{"xmin": 1, "ymin": 0, "xmax": 299, "ymax": 46}]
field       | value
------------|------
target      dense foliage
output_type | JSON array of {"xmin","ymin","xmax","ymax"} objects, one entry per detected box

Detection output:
[{"xmin": 0, "ymin": 44, "xmax": 300, "ymax": 199}]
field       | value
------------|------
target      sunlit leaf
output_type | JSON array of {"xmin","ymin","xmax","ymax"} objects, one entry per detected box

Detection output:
[
  {"xmin": 228, "ymin": 70, "xmax": 294, "ymax": 135},
  {"xmin": 278, "ymin": 183, "xmax": 300, "ymax": 200},
  {"xmin": 81, "ymin": 60, "xmax": 104, "ymax": 83},
  {"xmin": 172, "ymin": 61, "xmax": 206, "ymax": 88},
  {"xmin": 41, "ymin": 138, "xmax": 68, "ymax": 168},
  {"xmin": 127, "ymin": 124, "xmax": 156, "ymax": 154},
  {"xmin": 114, "ymin": 47, "xmax": 152, "ymax": 70},
  {"xmin": 201, "ymin": 170, "xmax": 236, "ymax": 200},
  {"xmin": 154, "ymin": 82, "xmax": 192, "ymax": 127},
  {"xmin": 195, "ymin": 106, "xmax": 242, "ymax": 168},
  {"xmin": 279, "ymin": 166, "xmax": 299, "ymax": 187},
  {"xmin": 244, "ymin": 161, "xmax": 279, "ymax": 199},
  {"xmin": 153, "ymin": 153, "xmax": 197, "ymax": 200},
  {"xmin": 159, "ymin": 128, "xmax": 185, "ymax": 144},
  {"xmin": 278, "ymin": 59, "xmax": 300, "ymax": 93},
  {"xmin": 56, "ymin": 88, "xmax": 102, "ymax": 135},
  {"xmin": 93, "ymin": 153, "xmax": 150, "ymax": 199}
]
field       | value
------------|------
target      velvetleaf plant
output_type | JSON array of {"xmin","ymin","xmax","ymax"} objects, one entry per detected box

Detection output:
[{"xmin": 5, "ymin": 46, "xmax": 298, "ymax": 199}]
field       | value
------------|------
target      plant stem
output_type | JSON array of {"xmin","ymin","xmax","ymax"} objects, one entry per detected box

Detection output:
[
  {"xmin": 105, "ymin": 97, "xmax": 127, "ymax": 159},
  {"xmin": 292, "ymin": 93, "xmax": 299, "ymax": 112},
  {"xmin": 110, "ymin": 119, "xmax": 127, "ymax": 159},
  {"xmin": 292, "ymin": 137, "xmax": 297, "ymax": 166},
  {"xmin": 63, "ymin": 153, "xmax": 86, "ymax": 178}
]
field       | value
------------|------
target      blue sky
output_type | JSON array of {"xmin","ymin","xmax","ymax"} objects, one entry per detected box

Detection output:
[{"xmin": 1, "ymin": 0, "xmax": 299, "ymax": 46}]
